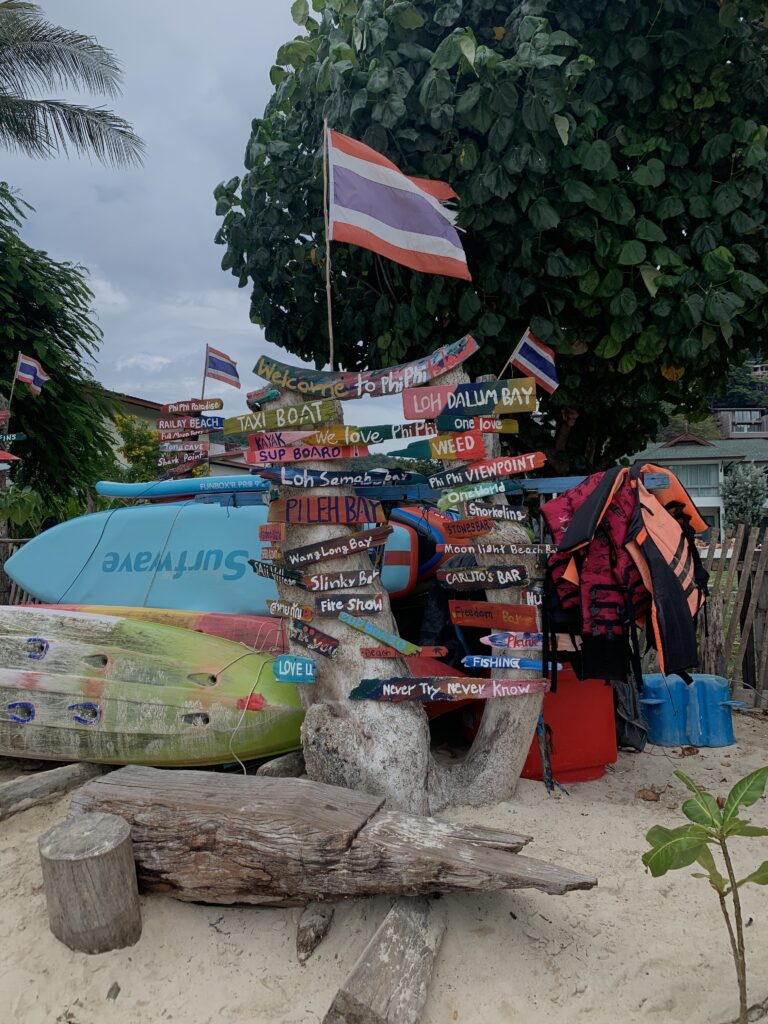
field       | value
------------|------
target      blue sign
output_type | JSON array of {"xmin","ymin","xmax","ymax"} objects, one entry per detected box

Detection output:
[
  {"xmin": 0, "ymin": 433, "xmax": 26, "ymax": 443},
  {"xmin": 274, "ymin": 654, "xmax": 316, "ymax": 684}
]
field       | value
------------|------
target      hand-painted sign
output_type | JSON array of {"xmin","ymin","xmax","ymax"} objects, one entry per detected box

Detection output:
[
  {"xmin": 449, "ymin": 600, "xmax": 538, "ymax": 631},
  {"xmin": 338, "ymin": 611, "xmax": 421, "ymax": 654},
  {"xmin": 274, "ymin": 654, "xmax": 317, "ymax": 683},
  {"xmin": 402, "ymin": 377, "xmax": 537, "ymax": 420},
  {"xmin": 289, "ymin": 619, "xmax": 339, "ymax": 658},
  {"xmin": 466, "ymin": 501, "xmax": 529, "ymax": 522},
  {"xmin": 248, "ymin": 559, "xmax": 305, "ymax": 586},
  {"xmin": 300, "ymin": 421, "xmax": 436, "ymax": 446},
  {"xmin": 157, "ymin": 457, "xmax": 207, "ymax": 479},
  {"xmin": 268, "ymin": 496, "xmax": 386, "ymax": 524},
  {"xmin": 437, "ymin": 541, "xmax": 552, "ymax": 556},
  {"xmin": 223, "ymin": 398, "xmax": 337, "ymax": 435},
  {"xmin": 315, "ymin": 593, "xmax": 384, "ymax": 617},
  {"xmin": 280, "ymin": 526, "xmax": 392, "ymax": 568},
  {"xmin": 462, "ymin": 655, "xmax": 557, "ymax": 670},
  {"xmin": 158, "ymin": 440, "xmax": 209, "ymax": 453},
  {"xmin": 442, "ymin": 518, "xmax": 495, "ymax": 540},
  {"xmin": 429, "ymin": 451, "xmax": 547, "ymax": 490},
  {"xmin": 161, "ymin": 398, "xmax": 223, "ymax": 415},
  {"xmin": 435, "ymin": 415, "xmax": 518, "ymax": 434},
  {"xmin": 246, "ymin": 384, "xmax": 279, "ymax": 410},
  {"xmin": 248, "ymin": 430, "xmax": 319, "ymax": 451},
  {"xmin": 245, "ymin": 444, "xmax": 369, "ymax": 465},
  {"xmin": 0, "ymin": 410, "xmax": 9, "ymax": 425},
  {"xmin": 428, "ymin": 431, "xmax": 485, "ymax": 460},
  {"xmin": 437, "ymin": 565, "xmax": 529, "ymax": 590},
  {"xmin": 260, "ymin": 467, "xmax": 420, "ymax": 488},
  {"xmin": 259, "ymin": 545, "xmax": 279, "ymax": 561},
  {"xmin": 266, "ymin": 598, "xmax": 312, "ymax": 621},
  {"xmin": 350, "ymin": 677, "xmax": 549, "ymax": 702},
  {"xmin": 437, "ymin": 481, "xmax": 506, "ymax": 510},
  {"xmin": 360, "ymin": 646, "xmax": 448, "ymax": 659},
  {"xmin": 0, "ymin": 432, "xmax": 26, "ymax": 443},
  {"xmin": 254, "ymin": 335, "xmax": 479, "ymax": 400},
  {"xmin": 480, "ymin": 632, "xmax": 544, "ymax": 649},
  {"xmin": 155, "ymin": 416, "xmax": 224, "ymax": 432},
  {"xmin": 302, "ymin": 567, "xmax": 380, "ymax": 591},
  {"xmin": 260, "ymin": 523, "xmax": 286, "ymax": 543},
  {"xmin": 158, "ymin": 429, "xmax": 201, "ymax": 441},
  {"xmin": 157, "ymin": 450, "xmax": 210, "ymax": 470}
]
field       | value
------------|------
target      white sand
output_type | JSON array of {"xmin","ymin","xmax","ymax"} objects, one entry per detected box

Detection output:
[{"xmin": 1, "ymin": 716, "xmax": 766, "ymax": 1024}]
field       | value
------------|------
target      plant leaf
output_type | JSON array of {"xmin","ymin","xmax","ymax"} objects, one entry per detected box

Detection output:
[
  {"xmin": 722, "ymin": 767, "xmax": 768, "ymax": 825},
  {"xmin": 724, "ymin": 820, "xmax": 768, "ymax": 838},
  {"xmin": 694, "ymin": 844, "xmax": 728, "ymax": 893},
  {"xmin": 642, "ymin": 824, "xmax": 709, "ymax": 877},
  {"xmin": 553, "ymin": 113, "xmax": 569, "ymax": 145},
  {"xmin": 737, "ymin": 860, "xmax": 768, "ymax": 887},
  {"xmin": 674, "ymin": 771, "xmax": 722, "ymax": 828}
]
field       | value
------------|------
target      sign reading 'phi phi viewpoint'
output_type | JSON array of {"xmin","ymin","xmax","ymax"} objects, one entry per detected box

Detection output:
[
  {"xmin": 254, "ymin": 335, "xmax": 478, "ymax": 400},
  {"xmin": 402, "ymin": 377, "xmax": 536, "ymax": 420},
  {"xmin": 268, "ymin": 496, "xmax": 386, "ymax": 525},
  {"xmin": 350, "ymin": 677, "xmax": 550, "ymax": 703},
  {"xmin": 428, "ymin": 451, "xmax": 547, "ymax": 490}
]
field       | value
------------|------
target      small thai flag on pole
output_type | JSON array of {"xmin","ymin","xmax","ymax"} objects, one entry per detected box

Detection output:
[
  {"xmin": 14, "ymin": 353, "xmax": 50, "ymax": 396},
  {"xmin": 205, "ymin": 345, "xmax": 240, "ymax": 389},
  {"xmin": 509, "ymin": 328, "xmax": 559, "ymax": 394}
]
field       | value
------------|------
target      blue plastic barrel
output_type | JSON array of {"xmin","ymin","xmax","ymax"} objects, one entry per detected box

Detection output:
[{"xmin": 641, "ymin": 674, "xmax": 744, "ymax": 747}]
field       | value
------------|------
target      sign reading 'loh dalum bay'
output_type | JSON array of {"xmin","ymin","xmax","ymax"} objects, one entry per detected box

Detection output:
[
  {"xmin": 268, "ymin": 496, "xmax": 386, "ymax": 524},
  {"xmin": 350, "ymin": 677, "xmax": 550, "ymax": 703},
  {"xmin": 402, "ymin": 377, "xmax": 537, "ymax": 420},
  {"xmin": 429, "ymin": 451, "xmax": 547, "ymax": 490},
  {"xmin": 254, "ymin": 334, "xmax": 479, "ymax": 400},
  {"xmin": 223, "ymin": 398, "xmax": 337, "ymax": 435}
]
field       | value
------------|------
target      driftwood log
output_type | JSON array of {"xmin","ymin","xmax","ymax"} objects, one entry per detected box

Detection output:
[
  {"xmin": 70, "ymin": 766, "xmax": 597, "ymax": 905},
  {"xmin": 0, "ymin": 762, "xmax": 103, "ymax": 821},
  {"xmin": 297, "ymin": 901, "xmax": 335, "ymax": 964},
  {"xmin": 38, "ymin": 810, "xmax": 142, "ymax": 953},
  {"xmin": 323, "ymin": 897, "xmax": 446, "ymax": 1024}
]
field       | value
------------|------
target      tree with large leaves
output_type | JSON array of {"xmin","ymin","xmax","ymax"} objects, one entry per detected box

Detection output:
[
  {"xmin": 0, "ymin": 0, "xmax": 143, "ymax": 166},
  {"xmin": 215, "ymin": 0, "xmax": 768, "ymax": 471}
]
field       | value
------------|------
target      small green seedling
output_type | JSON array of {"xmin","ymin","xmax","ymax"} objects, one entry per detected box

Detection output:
[{"xmin": 642, "ymin": 766, "xmax": 768, "ymax": 1024}]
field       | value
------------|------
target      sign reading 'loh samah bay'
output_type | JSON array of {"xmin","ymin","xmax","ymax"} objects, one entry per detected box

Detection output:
[
  {"xmin": 268, "ymin": 496, "xmax": 386, "ymax": 525},
  {"xmin": 302, "ymin": 567, "xmax": 380, "ymax": 591},
  {"xmin": 244, "ymin": 444, "xmax": 369, "ymax": 465},
  {"xmin": 449, "ymin": 600, "xmax": 538, "ymax": 631},
  {"xmin": 223, "ymin": 398, "xmax": 337, "ymax": 436},
  {"xmin": 435, "ymin": 414, "xmax": 519, "ymax": 434},
  {"xmin": 428, "ymin": 451, "xmax": 547, "ymax": 490},
  {"xmin": 349, "ymin": 677, "xmax": 550, "ymax": 703},
  {"xmin": 289, "ymin": 620, "xmax": 339, "ymax": 658},
  {"xmin": 338, "ymin": 611, "xmax": 421, "ymax": 655},
  {"xmin": 466, "ymin": 501, "xmax": 529, "ymax": 522},
  {"xmin": 436, "ymin": 565, "xmax": 529, "ymax": 590},
  {"xmin": 266, "ymin": 598, "xmax": 313, "ymax": 621},
  {"xmin": 161, "ymin": 398, "xmax": 224, "ymax": 415},
  {"xmin": 300, "ymin": 421, "xmax": 436, "ymax": 446},
  {"xmin": 314, "ymin": 593, "xmax": 384, "ymax": 617},
  {"xmin": 279, "ymin": 526, "xmax": 392, "ymax": 568},
  {"xmin": 254, "ymin": 335, "xmax": 479, "ymax": 400},
  {"xmin": 401, "ymin": 377, "xmax": 537, "ymax": 420},
  {"xmin": 259, "ymin": 467, "xmax": 419, "ymax": 488}
]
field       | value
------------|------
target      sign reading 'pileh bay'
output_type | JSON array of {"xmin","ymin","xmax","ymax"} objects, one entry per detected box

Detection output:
[{"xmin": 254, "ymin": 335, "xmax": 478, "ymax": 400}]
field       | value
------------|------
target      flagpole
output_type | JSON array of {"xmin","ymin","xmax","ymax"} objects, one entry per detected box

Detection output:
[
  {"xmin": 7, "ymin": 352, "xmax": 21, "ymax": 418},
  {"xmin": 322, "ymin": 119, "xmax": 335, "ymax": 371},
  {"xmin": 201, "ymin": 345, "xmax": 208, "ymax": 400}
]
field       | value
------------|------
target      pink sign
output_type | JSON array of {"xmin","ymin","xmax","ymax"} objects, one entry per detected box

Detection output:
[
  {"xmin": 248, "ymin": 430, "xmax": 319, "ymax": 452},
  {"xmin": 245, "ymin": 443, "xmax": 369, "ymax": 465},
  {"xmin": 402, "ymin": 385, "xmax": 454, "ymax": 421}
]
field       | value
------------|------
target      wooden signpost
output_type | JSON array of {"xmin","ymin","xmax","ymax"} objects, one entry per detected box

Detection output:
[
  {"xmin": 442, "ymin": 518, "xmax": 495, "ymax": 540},
  {"xmin": 314, "ymin": 593, "xmax": 384, "ymax": 617},
  {"xmin": 158, "ymin": 440, "xmax": 209, "ymax": 453},
  {"xmin": 223, "ymin": 398, "xmax": 337, "ymax": 436},
  {"xmin": 462, "ymin": 655, "xmax": 555, "ymax": 670},
  {"xmin": 300, "ymin": 422, "xmax": 436, "ymax": 446},
  {"xmin": 266, "ymin": 598, "xmax": 312, "ymax": 621},
  {"xmin": 260, "ymin": 523, "xmax": 286, "ymax": 543},
  {"xmin": 436, "ymin": 565, "xmax": 529, "ymax": 590},
  {"xmin": 155, "ymin": 415, "xmax": 224, "ymax": 432},
  {"xmin": 254, "ymin": 334, "xmax": 479, "ymax": 400},
  {"xmin": 274, "ymin": 654, "xmax": 317, "ymax": 683},
  {"xmin": 479, "ymin": 632, "xmax": 543, "ymax": 649},
  {"xmin": 260, "ymin": 467, "xmax": 419, "ymax": 488},
  {"xmin": 466, "ymin": 501, "xmax": 529, "ymax": 522},
  {"xmin": 437, "ymin": 481, "xmax": 506, "ymax": 510},
  {"xmin": 245, "ymin": 444, "xmax": 369, "ymax": 465},
  {"xmin": 156, "ymin": 450, "xmax": 209, "ymax": 470},
  {"xmin": 259, "ymin": 545, "xmax": 279, "ymax": 561},
  {"xmin": 437, "ymin": 541, "xmax": 553, "ymax": 556},
  {"xmin": 448, "ymin": 600, "xmax": 538, "ymax": 631},
  {"xmin": 301, "ymin": 567, "xmax": 380, "ymax": 591},
  {"xmin": 158, "ymin": 457, "xmax": 207, "ymax": 478},
  {"xmin": 157, "ymin": 429, "xmax": 200, "ymax": 441},
  {"xmin": 0, "ymin": 432, "xmax": 26, "ymax": 443},
  {"xmin": 428, "ymin": 451, "xmax": 547, "ymax": 490},
  {"xmin": 279, "ymin": 526, "xmax": 392, "ymax": 568},
  {"xmin": 268, "ymin": 496, "xmax": 386, "ymax": 525},
  {"xmin": 248, "ymin": 430, "xmax": 319, "ymax": 451},
  {"xmin": 360, "ymin": 646, "xmax": 448, "ymax": 659},
  {"xmin": 401, "ymin": 377, "xmax": 537, "ymax": 420},
  {"xmin": 161, "ymin": 398, "xmax": 223, "ymax": 415},
  {"xmin": 435, "ymin": 414, "xmax": 518, "ymax": 434},
  {"xmin": 427, "ymin": 432, "xmax": 485, "ymax": 460},
  {"xmin": 246, "ymin": 384, "xmax": 280, "ymax": 409},
  {"xmin": 289, "ymin": 620, "xmax": 339, "ymax": 659},
  {"xmin": 248, "ymin": 560, "xmax": 305, "ymax": 586},
  {"xmin": 350, "ymin": 677, "xmax": 550, "ymax": 703},
  {"xmin": 338, "ymin": 612, "xmax": 421, "ymax": 655}
]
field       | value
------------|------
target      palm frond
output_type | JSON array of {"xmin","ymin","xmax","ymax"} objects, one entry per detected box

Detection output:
[
  {"xmin": 0, "ymin": 4, "xmax": 124, "ymax": 98},
  {"xmin": 0, "ymin": 95, "xmax": 144, "ymax": 166}
]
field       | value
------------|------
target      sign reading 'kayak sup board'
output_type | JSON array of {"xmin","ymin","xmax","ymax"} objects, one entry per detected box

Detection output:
[
  {"xmin": 350, "ymin": 677, "xmax": 550, "ymax": 703},
  {"xmin": 244, "ymin": 444, "xmax": 369, "ymax": 465}
]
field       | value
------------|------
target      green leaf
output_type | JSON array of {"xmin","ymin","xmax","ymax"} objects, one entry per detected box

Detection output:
[
  {"xmin": 635, "ymin": 217, "xmax": 666, "ymax": 243},
  {"xmin": 738, "ymin": 861, "xmax": 768, "ymax": 887},
  {"xmin": 632, "ymin": 159, "xmax": 665, "ymax": 187},
  {"xmin": 617, "ymin": 353, "xmax": 636, "ymax": 373},
  {"xmin": 582, "ymin": 140, "xmax": 611, "ymax": 171},
  {"xmin": 681, "ymin": 791, "xmax": 722, "ymax": 828},
  {"xmin": 390, "ymin": 3, "xmax": 425, "ymax": 29},
  {"xmin": 701, "ymin": 133, "xmax": 732, "ymax": 165},
  {"xmin": 722, "ymin": 767, "xmax": 768, "ymax": 825},
  {"xmin": 656, "ymin": 196, "xmax": 684, "ymax": 220},
  {"xmin": 724, "ymin": 820, "xmax": 768, "ymax": 838},
  {"xmin": 563, "ymin": 180, "xmax": 595, "ymax": 202},
  {"xmin": 431, "ymin": 35, "xmax": 460, "ymax": 70},
  {"xmin": 478, "ymin": 311, "xmax": 505, "ymax": 336},
  {"xmin": 291, "ymin": 0, "xmax": 309, "ymax": 25},
  {"xmin": 694, "ymin": 845, "xmax": 728, "ymax": 893},
  {"xmin": 529, "ymin": 198, "xmax": 560, "ymax": 231},
  {"xmin": 703, "ymin": 246, "xmax": 735, "ymax": 282},
  {"xmin": 367, "ymin": 67, "xmax": 391, "ymax": 93},
  {"xmin": 458, "ymin": 289, "xmax": 481, "ymax": 321},
  {"xmin": 553, "ymin": 114, "xmax": 570, "ymax": 145},
  {"xmin": 712, "ymin": 184, "xmax": 742, "ymax": 216},
  {"xmin": 522, "ymin": 93, "xmax": 550, "ymax": 132},
  {"xmin": 595, "ymin": 334, "xmax": 622, "ymax": 359},
  {"xmin": 642, "ymin": 824, "xmax": 709, "ymax": 878},
  {"xmin": 433, "ymin": 0, "xmax": 463, "ymax": 27},
  {"xmin": 704, "ymin": 289, "xmax": 744, "ymax": 323},
  {"xmin": 618, "ymin": 240, "xmax": 646, "ymax": 266},
  {"xmin": 640, "ymin": 264, "xmax": 661, "ymax": 297}
]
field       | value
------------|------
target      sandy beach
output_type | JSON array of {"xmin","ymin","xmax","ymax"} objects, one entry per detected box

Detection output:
[{"xmin": 1, "ymin": 715, "xmax": 766, "ymax": 1024}]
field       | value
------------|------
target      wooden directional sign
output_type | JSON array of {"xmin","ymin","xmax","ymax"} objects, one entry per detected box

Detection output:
[
  {"xmin": 301, "ymin": 567, "xmax": 380, "ymax": 591},
  {"xmin": 480, "ymin": 632, "xmax": 543, "ymax": 649},
  {"xmin": 428, "ymin": 431, "xmax": 485, "ymax": 460},
  {"xmin": 259, "ymin": 545, "xmax": 279, "ymax": 561},
  {"xmin": 246, "ymin": 384, "xmax": 280, "ymax": 410},
  {"xmin": 158, "ymin": 429, "xmax": 200, "ymax": 441},
  {"xmin": 360, "ymin": 646, "xmax": 448, "ymax": 659},
  {"xmin": 429, "ymin": 451, "xmax": 547, "ymax": 490},
  {"xmin": 437, "ymin": 565, "xmax": 529, "ymax": 590},
  {"xmin": 437, "ymin": 481, "xmax": 506, "ymax": 511},
  {"xmin": 338, "ymin": 611, "xmax": 421, "ymax": 655},
  {"xmin": 449, "ymin": 600, "xmax": 538, "ymax": 631},
  {"xmin": 155, "ymin": 415, "xmax": 224, "ymax": 432},
  {"xmin": 268, "ymin": 496, "xmax": 386, "ymax": 525},
  {"xmin": 248, "ymin": 559, "xmax": 305, "ymax": 586},
  {"xmin": 245, "ymin": 443, "xmax": 369, "ymax": 465},
  {"xmin": 223, "ymin": 398, "xmax": 337, "ymax": 436},
  {"xmin": 157, "ymin": 450, "xmax": 209, "ymax": 470},
  {"xmin": 248, "ymin": 430, "xmax": 318, "ymax": 451},
  {"xmin": 254, "ymin": 334, "xmax": 479, "ymax": 400},
  {"xmin": 402, "ymin": 377, "xmax": 537, "ymax": 420},
  {"xmin": 466, "ymin": 501, "xmax": 529, "ymax": 522},
  {"xmin": 350, "ymin": 677, "xmax": 549, "ymax": 703},
  {"xmin": 274, "ymin": 654, "xmax": 317, "ymax": 683},
  {"xmin": 438, "ymin": 541, "xmax": 554, "ymax": 556},
  {"xmin": 301, "ymin": 421, "xmax": 436, "ymax": 446},
  {"xmin": 260, "ymin": 467, "xmax": 420, "ymax": 488},
  {"xmin": 462, "ymin": 655, "xmax": 555, "ymax": 670},
  {"xmin": 435, "ymin": 414, "xmax": 518, "ymax": 434},
  {"xmin": 279, "ymin": 526, "xmax": 392, "ymax": 569},
  {"xmin": 158, "ymin": 440, "xmax": 209, "ymax": 453},
  {"xmin": 266, "ymin": 598, "xmax": 312, "ymax": 621},
  {"xmin": 315, "ymin": 593, "xmax": 384, "ymax": 617},
  {"xmin": 161, "ymin": 398, "xmax": 223, "ymax": 415},
  {"xmin": 442, "ymin": 518, "xmax": 495, "ymax": 540},
  {"xmin": 158, "ymin": 457, "xmax": 207, "ymax": 479},
  {"xmin": 0, "ymin": 432, "xmax": 26, "ymax": 443},
  {"xmin": 289, "ymin": 620, "xmax": 339, "ymax": 659},
  {"xmin": 260, "ymin": 523, "xmax": 286, "ymax": 543}
]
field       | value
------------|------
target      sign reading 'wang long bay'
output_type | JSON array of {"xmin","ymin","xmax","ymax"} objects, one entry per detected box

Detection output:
[
  {"xmin": 402, "ymin": 377, "xmax": 537, "ymax": 420},
  {"xmin": 279, "ymin": 526, "xmax": 392, "ymax": 568},
  {"xmin": 254, "ymin": 334, "xmax": 479, "ymax": 400}
]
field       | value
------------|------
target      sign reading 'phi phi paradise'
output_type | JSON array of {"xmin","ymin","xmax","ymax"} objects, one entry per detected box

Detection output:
[
  {"xmin": 161, "ymin": 398, "xmax": 223, "ymax": 415},
  {"xmin": 337, "ymin": 611, "xmax": 421, "ymax": 655},
  {"xmin": 350, "ymin": 677, "xmax": 550, "ymax": 703},
  {"xmin": 401, "ymin": 377, "xmax": 536, "ymax": 420},
  {"xmin": 223, "ymin": 398, "xmax": 337, "ymax": 435},
  {"xmin": 254, "ymin": 335, "xmax": 478, "ymax": 400},
  {"xmin": 268, "ymin": 496, "xmax": 386, "ymax": 525}
]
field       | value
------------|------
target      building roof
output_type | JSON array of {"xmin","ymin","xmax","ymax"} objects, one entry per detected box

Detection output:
[
  {"xmin": 108, "ymin": 391, "xmax": 163, "ymax": 411},
  {"xmin": 631, "ymin": 437, "xmax": 768, "ymax": 464}
]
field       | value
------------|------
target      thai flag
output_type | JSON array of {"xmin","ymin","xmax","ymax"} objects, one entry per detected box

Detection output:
[
  {"xmin": 328, "ymin": 129, "xmax": 471, "ymax": 281},
  {"xmin": 14, "ymin": 353, "xmax": 50, "ymax": 396},
  {"xmin": 510, "ymin": 329, "xmax": 559, "ymax": 394},
  {"xmin": 205, "ymin": 345, "xmax": 240, "ymax": 389}
]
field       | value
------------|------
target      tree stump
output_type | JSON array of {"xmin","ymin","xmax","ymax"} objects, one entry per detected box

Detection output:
[{"xmin": 38, "ymin": 811, "xmax": 142, "ymax": 953}]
